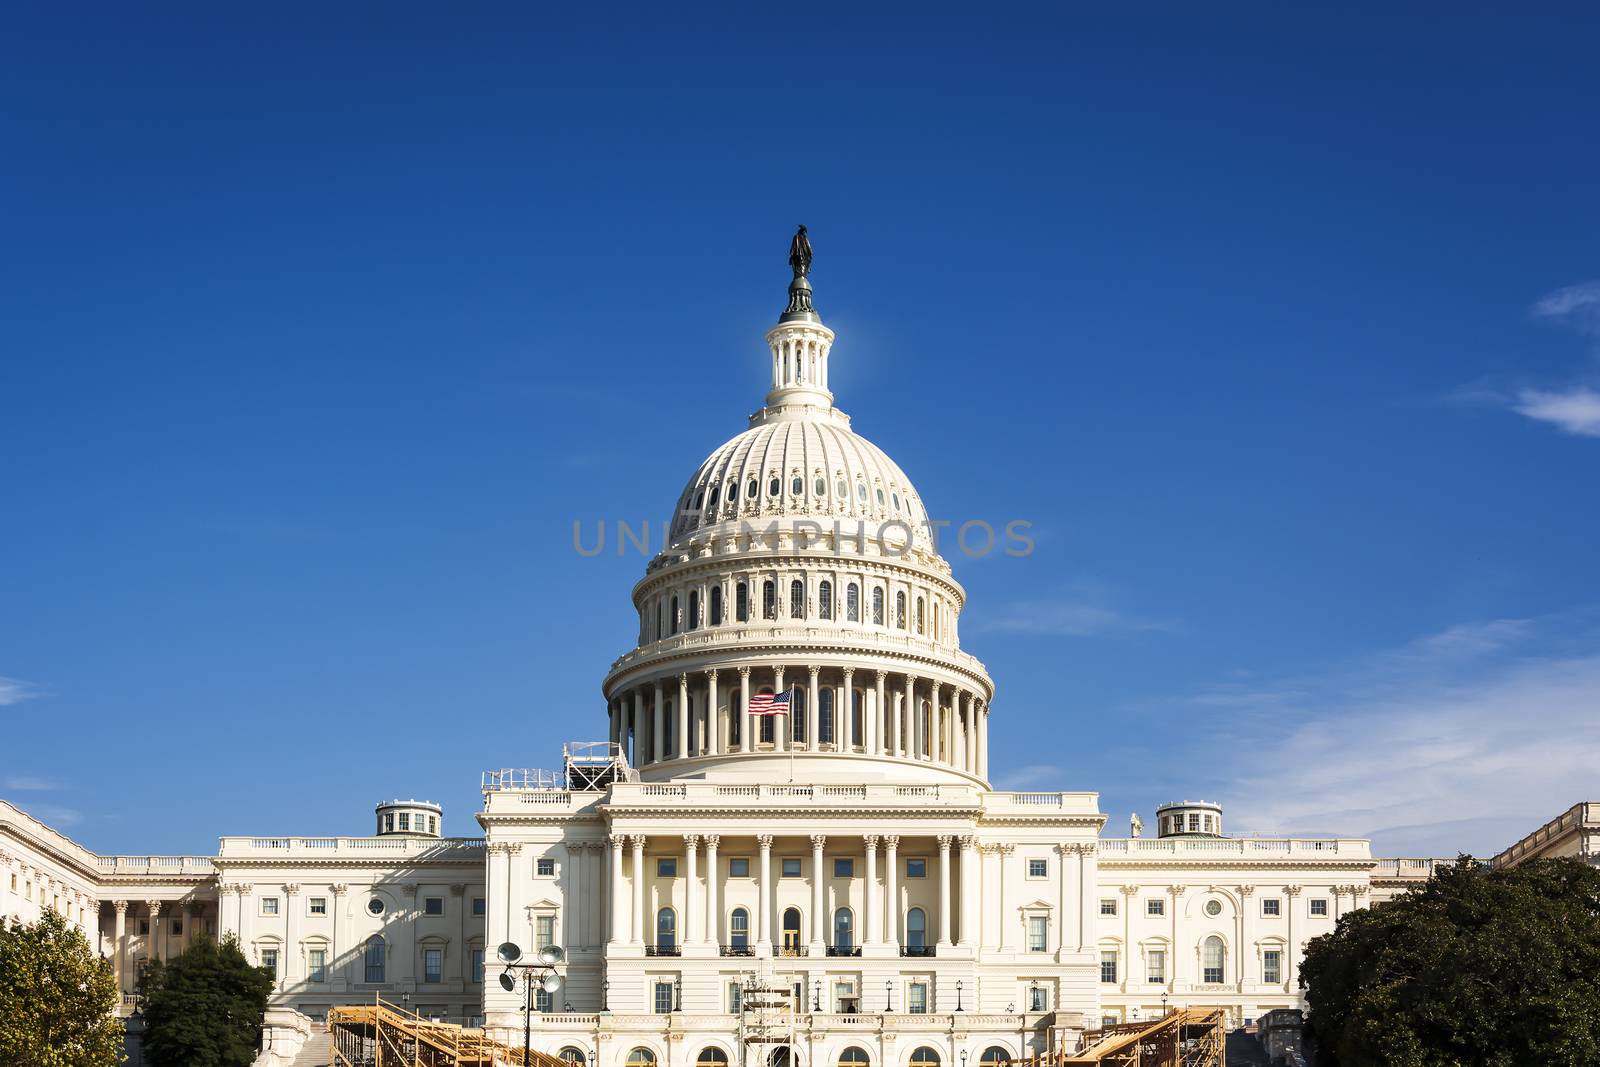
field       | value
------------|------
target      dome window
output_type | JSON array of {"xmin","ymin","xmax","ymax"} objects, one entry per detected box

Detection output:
[
  {"xmin": 669, "ymin": 596, "xmax": 680, "ymax": 635},
  {"xmin": 871, "ymin": 587, "xmax": 885, "ymax": 626},
  {"xmin": 846, "ymin": 583, "xmax": 860, "ymax": 622},
  {"xmin": 895, "ymin": 591, "xmax": 907, "ymax": 629},
  {"xmin": 791, "ymin": 475, "xmax": 803, "ymax": 495},
  {"xmin": 710, "ymin": 586, "xmax": 723, "ymax": 626},
  {"xmin": 789, "ymin": 579, "xmax": 805, "ymax": 619},
  {"xmin": 814, "ymin": 476, "xmax": 825, "ymax": 496},
  {"xmin": 818, "ymin": 580, "xmax": 833, "ymax": 620},
  {"xmin": 709, "ymin": 486, "xmax": 719, "ymax": 509},
  {"xmin": 836, "ymin": 477, "xmax": 847, "ymax": 497},
  {"xmin": 736, "ymin": 582, "xmax": 750, "ymax": 623},
  {"xmin": 892, "ymin": 492, "xmax": 901, "ymax": 511},
  {"xmin": 875, "ymin": 488, "xmax": 886, "ymax": 506},
  {"xmin": 693, "ymin": 490, "xmax": 704, "ymax": 510},
  {"xmin": 857, "ymin": 483, "xmax": 867, "ymax": 501},
  {"xmin": 747, "ymin": 479, "xmax": 759, "ymax": 499},
  {"xmin": 762, "ymin": 580, "xmax": 778, "ymax": 620},
  {"xmin": 769, "ymin": 477, "xmax": 781, "ymax": 497}
]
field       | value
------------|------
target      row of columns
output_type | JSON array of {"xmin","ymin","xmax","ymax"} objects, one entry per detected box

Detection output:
[
  {"xmin": 605, "ymin": 833, "xmax": 980, "ymax": 950},
  {"xmin": 608, "ymin": 666, "xmax": 988, "ymax": 776},
  {"xmin": 107, "ymin": 898, "xmax": 210, "ymax": 993}
]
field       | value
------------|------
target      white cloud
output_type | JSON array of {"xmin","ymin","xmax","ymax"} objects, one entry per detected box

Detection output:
[
  {"xmin": 1512, "ymin": 387, "xmax": 1600, "ymax": 438},
  {"xmin": 0, "ymin": 676, "xmax": 44, "ymax": 706},
  {"xmin": 1170, "ymin": 611, "xmax": 1600, "ymax": 857},
  {"xmin": 1532, "ymin": 280, "xmax": 1600, "ymax": 336},
  {"xmin": 3, "ymin": 776, "xmax": 59, "ymax": 791}
]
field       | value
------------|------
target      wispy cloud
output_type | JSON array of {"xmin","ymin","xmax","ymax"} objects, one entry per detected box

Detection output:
[
  {"xmin": 1511, "ymin": 387, "xmax": 1600, "ymax": 437},
  {"xmin": 22, "ymin": 803, "xmax": 82, "ymax": 827},
  {"xmin": 1532, "ymin": 280, "xmax": 1600, "ymax": 337},
  {"xmin": 971, "ymin": 580, "xmax": 1171, "ymax": 637},
  {"xmin": 3, "ymin": 776, "xmax": 60, "ymax": 791},
  {"xmin": 0, "ymin": 676, "xmax": 45, "ymax": 707},
  {"xmin": 1151, "ymin": 612, "xmax": 1600, "ymax": 856}
]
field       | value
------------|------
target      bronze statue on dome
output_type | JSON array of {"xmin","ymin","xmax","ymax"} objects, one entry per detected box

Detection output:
[{"xmin": 788, "ymin": 225, "xmax": 813, "ymax": 278}]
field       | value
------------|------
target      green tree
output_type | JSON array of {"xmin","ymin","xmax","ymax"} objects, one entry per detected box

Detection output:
[
  {"xmin": 139, "ymin": 934, "xmax": 273, "ymax": 1067},
  {"xmin": 1301, "ymin": 856, "xmax": 1600, "ymax": 1067},
  {"xmin": 0, "ymin": 909, "xmax": 123, "ymax": 1067}
]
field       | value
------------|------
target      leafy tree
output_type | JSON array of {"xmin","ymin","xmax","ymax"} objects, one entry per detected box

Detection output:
[
  {"xmin": 1301, "ymin": 856, "xmax": 1600, "ymax": 1067},
  {"xmin": 0, "ymin": 909, "xmax": 123, "ymax": 1067},
  {"xmin": 139, "ymin": 934, "xmax": 274, "ymax": 1067}
]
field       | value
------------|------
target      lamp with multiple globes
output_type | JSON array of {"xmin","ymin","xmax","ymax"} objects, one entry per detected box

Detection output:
[{"xmin": 497, "ymin": 941, "xmax": 566, "ymax": 1065}]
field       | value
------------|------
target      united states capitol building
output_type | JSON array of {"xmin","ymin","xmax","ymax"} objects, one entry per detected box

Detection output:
[{"xmin": 6, "ymin": 234, "xmax": 1584, "ymax": 1066}]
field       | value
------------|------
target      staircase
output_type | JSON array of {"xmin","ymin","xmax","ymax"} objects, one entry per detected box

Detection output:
[
  {"xmin": 282, "ymin": 1023, "xmax": 329, "ymax": 1067},
  {"xmin": 1224, "ymin": 1029, "xmax": 1272, "ymax": 1067}
]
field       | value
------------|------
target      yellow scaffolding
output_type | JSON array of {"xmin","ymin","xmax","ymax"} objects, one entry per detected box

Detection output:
[
  {"xmin": 1021, "ymin": 1009, "xmax": 1226, "ymax": 1067},
  {"xmin": 327, "ymin": 997, "xmax": 573, "ymax": 1067}
]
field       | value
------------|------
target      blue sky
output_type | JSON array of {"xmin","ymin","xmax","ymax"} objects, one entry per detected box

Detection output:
[{"xmin": 3, "ymin": 4, "xmax": 1598, "ymax": 859}]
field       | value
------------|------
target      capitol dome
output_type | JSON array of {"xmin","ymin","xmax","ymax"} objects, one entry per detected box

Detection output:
[{"xmin": 602, "ymin": 230, "xmax": 993, "ymax": 787}]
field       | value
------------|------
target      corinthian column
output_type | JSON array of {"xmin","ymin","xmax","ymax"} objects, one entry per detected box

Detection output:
[
  {"xmin": 884, "ymin": 835, "xmax": 901, "ymax": 949},
  {"xmin": 704, "ymin": 835, "xmax": 721, "ymax": 948},
  {"xmin": 630, "ymin": 835, "xmax": 647, "ymax": 945},
  {"xmin": 862, "ymin": 836, "xmax": 879, "ymax": 946},
  {"xmin": 608, "ymin": 836, "xmax": 626, "ymax": 946},
  {"xmin": 677, "ymin": 674, "xmax": 690, "ymax": 759},
  {"xmin": 756, "ymin": 834, "xmax": 774, "ymax": 951},
  {"xmin": 739, "ymin": 667, "xmax": 752, "ymax": 752},
  {"xmin": 937, "ymin": 835, "xmax": 953, "ymax": 947},
  {"xmin": 810, "ymin": 835, "xmax": 827, "ymax": 949},
  {"xmin": 706, "ymin": 670, "xmax": 720, "ymax": 756},
  {"xmin": 684, "ymin": 835, "xmax": 701, "ymax": 945}
]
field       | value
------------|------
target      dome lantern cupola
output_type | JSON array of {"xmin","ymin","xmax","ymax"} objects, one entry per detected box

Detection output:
[
  {"xmin": 1155, "ymin": 800, "xmax": 1224, "ymax": 838},
  {"xmin": 375, "ymin": 799, "xmax": 443, "ymax": 838},
  {"xmin": 764, "ymin": 225, "xmax": 835, "ymax": 411}
]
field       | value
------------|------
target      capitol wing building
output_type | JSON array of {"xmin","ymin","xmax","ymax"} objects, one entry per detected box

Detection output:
[{"xmin": 2, "ymin": 237, "xmax": 1387, "ymax": 1065}]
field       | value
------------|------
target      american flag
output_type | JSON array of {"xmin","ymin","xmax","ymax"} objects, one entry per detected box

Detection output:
[{"xmin": 747, "ymin": 689, "xmax": 792, "ymax": 716}]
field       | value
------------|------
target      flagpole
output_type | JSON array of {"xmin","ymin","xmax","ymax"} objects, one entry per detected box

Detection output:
[{"xmin": 788, "ymin": 685, "xmax": 797, "ymax": 784}]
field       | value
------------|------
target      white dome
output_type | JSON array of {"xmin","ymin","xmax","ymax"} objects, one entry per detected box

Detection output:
[{"xmin": 668, "ymin": 409, "xmax": 933, "ymax": 553}]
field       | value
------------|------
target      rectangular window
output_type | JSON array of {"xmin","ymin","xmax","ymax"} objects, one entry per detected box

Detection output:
[
  {"xmin": 306, "ymin": 948, "xmax": 325, "ymax": 982},
  {"xmin": 171, "ymin": 919, "xmax": 184, "ymax": 936},
  {"xmin": 1263, "ymin": 949, "xmax": 1282, "ymax": 984},
  {"xmin": 1147, "ymin": 898, "xmax": 1164, "ymax": 916},
  {"xmin": 730, "ymin": 858, "xmax": 750, "ymax": 878},
  {"xmin": 309, "ymin": 897, "xmax": 327, "ymax": 915},
  {"xmin": 835, "ymin": 981, "xmax": 858, "ymax": 1014},
  {"xmin": 1262, "ymin": 898, "xmax": 1281, "ymax": 917},
  {"xmin": 471, "ymin": 949, "xmax": 485, "ymax": 983},
  {"xmin": 908, "ymin": 982, "xmax": 928, "ymax": 1014},
  {"xmin": 1310, "ymin": 898, "xmax": 1328, "ymax": 916},
  {"xmin": 1027, "ymin": 915, "xmax": 1047, "ymax": 952},
  {"xmin": 906, "ymin": 859, "xmax": 926, "ymax": 878},
  {"xmin": 261, "ymin": 897, "xmax": 280, "ymax": 916},
  {"xmin": 424, "ymin": 948, "xmax": 442, "ymax": 983},
  {"xmin": 728, "ymin": 983, "xmax": 742, "ymax": 1013},
  {"xmin": 657, "ymin": 858, "xmax": 677, "ymax": 877},
  {"xmin": 399, "ymin": 813, "xmax": 410, "ymax": 831},
  {"xmin": 1100, "ymin": 898, "xmax": 1117, "ymax": 916},
  {"xmin": 1027, "ymin": 858, "xmax": 1047, "ymax": 878},
  {"xmin": 261, "ymin": 948, "xmax": 279, "ymax": 977},
  {"xmin": 472, "ymin": 897, "xmax": 486, "ymax": 916},
  {"xmin": 1147, "ymin": 949, "xmax": 1165, "ymax": 984},
  {"xmin": 1187, "ymin": 813, "xmax": 1200, "ymax": 832},
  {"xmin": 535, "ymin": 988, "xmax": 555, "ymax": 1012},
  {"xmin": 1100, "ymin": 951, "xmax": 1118, "ymax": 984},
  {"xmin": 424, "ymin": 897, "xmax": 444, "ymax": 916},
  {"xmin": 654, "ymin": 981, "xmax": 675, "ymax": 1014},
  {"xmin": 535, "ymin": 915, "xmax": 555, "ymax": 949},
  {"xmin": 782, "ymin": 857, "xmax": 802, "ymax": 877},
  {"xmin": 537, "ymin": 858, "xmax": 556, "ymax": 877},
  {"xmin": 1030, "ymin": 986, "xmax": 1048, "ymax": 1012},
  {"xmin": 834, "ymin": 858, "xmax": 854, "ymax": 877}
]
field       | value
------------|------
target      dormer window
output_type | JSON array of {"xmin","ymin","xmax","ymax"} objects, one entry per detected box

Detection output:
[{"xmin": 769, "ymin": 477, "xmax": 781, "ymax": 497}]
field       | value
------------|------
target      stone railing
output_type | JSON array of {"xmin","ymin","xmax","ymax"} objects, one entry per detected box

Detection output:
[
  {"xmin": 217, "ymin": 836, "xmax": 484, "ymax": 857},
  {"xmin": 1371, "ymin": 857, "xmax": 1451, "ymax": 879},
  {"xmin": 1098, "ymin": 837, "xmax": 1371, "ymax": 858},
  {"xmin": 603, "ymin": 781, "xmax": 982, "ymax": 808},
  {"xmin": 1493, "ymin": 802, "xmax": 1600, "ymax": 868},
  {"xmin": 607, "ymin": 626, "xmax": 989, "ymax": 679},
  {"xmin": 97, "ymin": 856, "xmax": 215, "ymax": 876}
]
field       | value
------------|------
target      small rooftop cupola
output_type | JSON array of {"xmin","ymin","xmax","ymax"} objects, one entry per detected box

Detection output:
[
  {"xmin": 1155, "ymin": 800, "xmax": 1224, "ymax": 838},
  {"xmin": 764, "ymin": 225, "xmax": 836, "ymax": 412},
  {"xmin": 375, "ymin": 798, "xmax": 443, "ymax": 838}
]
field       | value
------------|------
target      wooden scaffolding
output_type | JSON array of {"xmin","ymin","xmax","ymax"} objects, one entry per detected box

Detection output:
[{"xmin": 327, "ymin": 997, "xmax": 573, "ymax": 1067}]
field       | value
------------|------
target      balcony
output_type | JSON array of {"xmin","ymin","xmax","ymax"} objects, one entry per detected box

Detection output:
[
  {"xmin": 644, "ymin": 945, "xmax": 681, "ymax": 957},
  {"xmin": 777, "ymin": 946, "xmax": 810, "ymax": 958},
  {"xmin": 825, "ymin": 945, "xmax": 862, "ymax": 957},
  {"xmin": 900, "ymin": 945, "xmax": 936, "ymax": 958},
  {"xmin": 719, "ymin": 945, "xmax": 754, "ymax": 957}
]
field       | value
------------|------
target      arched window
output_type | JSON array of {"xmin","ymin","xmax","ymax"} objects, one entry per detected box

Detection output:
[
  {"xmin": 833, "ymin": 907, "xmax": 853, "ymax": 949},
  {"xmin": 709, "ymin": 486, "xmax": 719, "ymax": 509},
  {"xmin": 979, "ymin": 1048, "xmax": 1010, "ymax": 1067},
  {"xmin": 760, "ymin": 703, "xmax": 775, "ymax": 744},
  {"xmin": 909, "ymin": 1048, "xmax": 940, "ymax": 1067},
  {"xmin": 839, "ymin": 1049, "xmax": 870, "ymax": 1067},
  {"xmin": 846, "ymin": 583, "xmax": 860, "ymax": 622},
  {"xmin": 628, "ymin": 1049, "xmax": 657, "ymax": 1067},
  {"xmin": 819, "ymin": 688, "xmax": 834, "ymax": 745},
  {"xmin": 872, "ymin": 588, "xmax": 884, "ymax": 625},
  {"xmin": 1202, "ymin": 936, "xmax": 1225, "ymax": 984},
  {"xmin": 895, "ymin": 591, "xmax": 907, "ymax": 629},
  {"xmin": 657, "ymin": 602, "xmax": 665, "ymax": 640},
  {"xmin": 693, "ymin": 490, "xmax": 704, "ymax": 510},
  {"xmin": 669, "ymin": 596, "xmax": 680, "ymax": 635},
  {"xmin": 763, "ymin": 580, "xmax": 777, "ymax": 620},
  {"xmin": 876, "ymin": 487, "xmax": 886, "ymax": 506},
  {"xmin": 781, "ymin": 907, "xmax": 802, "ymax": 953},
  {"xmin": 730, "ymin": 907, "xmax": 750, "ymax": 950},
  {"xmin": 364, "ymin": 935, "xmax": 385, "ymax": 983},
  {"xmin": 698, "ymin": 1050, "xmax": 729, "ymax": 1067},
  {"xmin": 657, "ymin": 908, "xmax": 677, "ymax": 950},
  {"xmin": 710, "ymin": 586, "xmax": 723, "ymax": 626},
  {"xmin": 819, "ymin": 580, "xmax": 833, "ymax": 620},
  {"xmin": 915, "ymin": 596, "xmax": 925, "ymax": 634},
  {"xmin": 561, "ymin": 1049, "xmax": 588, "ymax": 1066},
  {"xmin": 688, "ymin": 590, "xmax": 701, "ymax": 630},
  {"xmin": 736, "ymin": 583, "xmax": 749, "ymax": 623},
  {"xmin": 857, "ymin": 482, "xmax": 868, "ymax": 501},
  {"xmin": 905, "ymin": 908, "xmax": 926, "ymax": 949},
  {"xmin": 790, "ymin": 579, "xmax": 805, "ymax": 619}
]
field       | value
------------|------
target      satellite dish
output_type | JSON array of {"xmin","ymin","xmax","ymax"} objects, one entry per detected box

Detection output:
[
  {"xmin": 499, "ymin": 972, "xmax": 516, "ymax": 992},
  {"xmin": 497, "ymin": 942, "xmax": 523, "ymax": 964},
  {"xmin": 537, "ymin": 945, "xmax": 566, "ymax": 966},
  {"xmin": 541, "ymin": 972, "xmax": 564, "ymax": 994}
]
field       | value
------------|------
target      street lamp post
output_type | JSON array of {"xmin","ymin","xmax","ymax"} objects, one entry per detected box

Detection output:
[
  {"xmin": 498, "ymin": 941, "xmax": 566, "ymax": 1067},
  {"xmin": 885, "ymin": 980, "xmax": 894, "ymax": 1013},
  {"xmin": 955, "ymin": 980, "xmax": 963, "ymax": 1012}
]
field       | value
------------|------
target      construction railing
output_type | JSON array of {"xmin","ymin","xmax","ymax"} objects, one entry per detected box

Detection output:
[{"xmin": 328, "ymin": 996, "xmax": 573, "ymax": 1067}]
